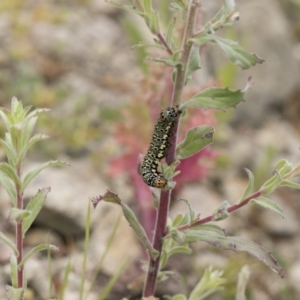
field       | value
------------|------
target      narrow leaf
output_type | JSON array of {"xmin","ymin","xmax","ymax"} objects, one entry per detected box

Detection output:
[
  {"xmin": 260, "ymin": 173, "xmax": 282, "ymax": 196},
  {"xmin": 23, "ymin": 187, "xmax": 51, "ymax": 236},
  {"xmin": 0, "ymin": 108, "xmax": 12, "ymax": 129},
  {"xmin": 0, "ymin": 172, "xmax": 17, "ymax": 206},
  {"xmin": 166, "ymin": 17, "xmax": 176, "ymax": 47},
  {"xmin": 147, "ymin": 56, "xmax": 183, "ymax": 69},
  {"xmin": 170, "ymin": 294, "xmax": 187, "ymax": 300},
  {"xmin": 10, "ymin": 255, "xmax": 18, "ymax": 288},
  {"xmin": 0, "ymin": 163, "xmax": 21, "ymax": 187},
  {"xmin": 252, "ymin": 196, "xmax": 284, "ymax": 218},
  {"xmin": 58, "ymin": 260, "xmax": 72, "ymax": 300},
  {"xmin": 17, "ymin": 134, "xmax": 49, "ymax": 166},
  {"xmin": 22, "ymin": 160, "xmax": 67, "ymax": 190},
  {"xmin": 177, "ymin": 198, "xmax": 195, "ymax": 225},
  {"xmin": 182, "ymin": 230, "xmax": 284, "ymax": 278},
  {"xmin": 20, "ymin": 116, "xmax": 37, "ymax": 148},
  {"xmin": 238, "ymin": 168, "xmax": 254, "ymax": 203},
  {"xmin": 94, "ymin": 191, "xmax": 159, "ymax": 259},
  {"xmin": 6, "ymin": 285, "xmax": 25, "ymax": 300},
  {"xmin": 0, "ymin": 232, "xmax": 18, "ymax": 256},
  {"xmin": 121, "ymin": 202, "xmax": 159, "ymax": 259},
  {"xmin": 185, "ymin": 44, "xmax": 201, "ymax": 83},
  {"xmin": 191, "ymin": 224, "xmax": 226, "ymax": 235},
  {"xmin": 281, "ymin": 179, "xmax": 300, "ymax": 190},
  {"xmin": 105, "ymin": 1, "xmax": 144, "ymax": 16},
  {"xmin": 96, "ymin": 260, "xmax": 128, "ymax": 300},
  {"xmin": 176, "ymin": 125, "xmax": 214, "ymax": 159},
  {"xmin": 18, "ymin": 243, "xmax": 59, "ymax": 268},
  {"xmin": 236, "ymin": 265, "xmax": 250, "ymax": 300},
  {"xmin": 189, "ymin": 267, "xmax": 225, "ymax": 300},
  {"xmin": 8, "ymin": 208, "xmax": 31, "ymax": 222}
]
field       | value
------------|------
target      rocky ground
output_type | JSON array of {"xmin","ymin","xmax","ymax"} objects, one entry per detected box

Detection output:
[{"xmin": 0, "ymin": 1, "xmax": 300, "ymax": 299}]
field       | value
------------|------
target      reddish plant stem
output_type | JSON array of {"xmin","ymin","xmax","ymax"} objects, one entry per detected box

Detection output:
[
  {"xmin": 143, "ymin": 1, "xmax": 199, "ymax": 297},
  {"xmin": 156, "ymin": 32, "xmax": 174, "ymax": 56},
  {"xmin": 174, "ymin": 190, "xmax": 264, "ymax": 232}
]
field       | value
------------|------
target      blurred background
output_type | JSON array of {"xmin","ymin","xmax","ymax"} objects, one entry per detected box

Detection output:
[{"xmin": 0, "ymin": 0, "xmax": 300, "ymax": 299}]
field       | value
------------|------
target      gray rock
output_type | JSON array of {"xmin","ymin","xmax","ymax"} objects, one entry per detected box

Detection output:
[{"xmin": 202, "ymin": 0, "xmax": 300, "ymax": 125}]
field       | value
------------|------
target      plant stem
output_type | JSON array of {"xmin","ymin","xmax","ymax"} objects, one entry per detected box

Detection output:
[
  {"xmin": 175, "ymin": 190, "xmax": 264, "ymax": 232},
  {"xmin": 16, "ymin": 177, "xmax": 24, "ymax": 293},
  {"xmin": 143, "ymin": 1, "xmax": 199, "ymax": 297}
]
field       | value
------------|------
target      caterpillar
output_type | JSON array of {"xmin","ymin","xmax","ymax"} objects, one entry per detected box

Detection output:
[{"xmin": 141, "ymin": 106, "xmax": 181, "ymax": 188}]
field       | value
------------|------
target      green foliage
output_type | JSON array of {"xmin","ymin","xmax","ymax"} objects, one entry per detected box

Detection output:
[
  {"xmin": 94, "ymin": 191, "xmax": 159, "ymax": 259},
  {"xmin": 0, "ymin": 97, "xmax": 64, "ymax": 296},
  {"xmin": 179, "ymin": 81, "xmax": 251, "ymax": 111},
  {"xmin": 188, "ymin": 267, "xmax": 226, "ymax": 300},
  {"xmin": 97, "ymin": 0, "xmax": 300, "ymax": 298},
  {"xmin": 176, "ymin": 125, "xmax": 214, "ymax": 159}
]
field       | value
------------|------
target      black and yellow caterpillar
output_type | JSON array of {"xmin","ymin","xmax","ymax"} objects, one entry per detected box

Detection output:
[{"xmin": 141, "ymin": 106, "xmax": 181, "ymax": 188}]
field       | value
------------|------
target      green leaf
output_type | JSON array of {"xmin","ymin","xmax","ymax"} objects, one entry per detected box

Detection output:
[
  {"xmin": 166, "ymin": 17, "xmax": 177, "ymax": 47},
  {"xmin": 170, "ymin": 294, "xmax": 187, "ymax": 300},
  {"xmin": 9, "ymin": 208, "xmax": 31, "ymax": 222},
  {"xmin": 24, "ymin": 107, "xmax": 50, "ymax": 122},
  {"xmin": 179, "ymin": 81, "xmax": 250, "ymax": 111},
  {"xmin": 181, "ymin": 230, "xmax": 284, "ymax": 278},
  {"xmin": 190, "ymin": 34, "xmax": 264, "ymax": 69},
  {"xmin": 213, "ymin": 201, "xmax": 230, "ymax": 221},
  {"xmin": 176, "ymin": 125, "xmax": 214, "ymax": 159},
  {"xmin": 169, "ymin": 2, "xmax": 187, "ymax": 20},
  {"xmin": 106, "ymin": 1, "xmax": 144, "ymax": 16},
  {"xmin": 238, "ymin": 168, "xmax": 254, "ymax": 203},
  {"xmin": 132, "ymin": 41, "xmax": 165, "ymax": 50},
  {"xmin": 6, "ymin": 285, "xmax": 25, "ymax": 300},
  {"xmin": 0, "ymin": 171, "xmax": 17, "ymax": 206},
  {"xmin": 252, "ymin": 196, "xmax": 284, "ymax": 218},
  {"xmin": 0, "ymin": 163, "xmax": 22, "ymax": 188},
  {"xmin": 260, "ymin": 173, "xmax": 282, "ymax": 196},
  {"xmin": 171, "ymin": 214, "xmax": 185, "ymax": 227},
  {"xmin": 10, "ymin": 255, "xmax": 18, "ymax": 288},
  {"xmin": 167, "ymin": 244, "xmax": 192, "ymax": 258},
  {"xmin": 22, "ymin": 160, "xmax": 67, "ymax": 190},
  {"xmin": 169, "ymin": 228, "xmax": 186, "ymax": 244},
  {"xmin": 97, "ymin": 191, "xmax": 159, "ymax": 259},
  {"xmin": 275, "ymin": 159, "xmax": 292, "ymax": 177},
  {"xmin": 189, "ymin": 267, "xmax": 225, "ymax": 300},
  {"xmin": 16, "ymin": 134, "xmax": 49, "ymax": 167},
  {"xmin": 18, "ymin": 243, "xmax": 59, "ymax": 268},
  {"xmin": 0, "ymin": 231, "xmax": 18, "ymax": 256},
  {"xmin": 0, "ymin": 134, "xmax": 17, "ymax": 165},
  {"xmin": 96, "ymin": 259, "xmax": 128, "ymax": 300},
  {"xmin": 121, "ymin": 201, "xmax": 159, "ymax": 259},
  {"xmin": 23, "ymin": 187, "xmax": 51, "ymax": 236},
  {"xmin": 147, "ymin": 56, "xmax": 183, "ymax": 69},
  {"xmin": 20, "ymin": 116, "xmax": 37, "ymax": 149},
  {"xmin": 208, "ymin": 0, "xmax": 236, "ymax": 30},
  {"xmin": 58, "ymin": 260, "xmax": 72, "ymax": 300},
  {"xmin": 185, "ymin": 44, "xmax": 202, "ymax": 83},
  {"xmin": 191, "ymin": 224, "xmax": 225, "ymax": 235},
  {"xmin": 177, "ymin": 199, "xmax": 196, "ymax": 225},
  {"xmin": 11, "ymin": 97, "xmax": 26, "ymax": 119},
  {"xmin": 161, "ymin": 160, "xmax": 180, "ymax": 181},
  {"xmin": 0, "ymin": 107, "xmax": 13, "ymax": 129},
  {"xmin": 236, "ymin": 265, "xmax": 250, "ymax": 300},
  {"xmin": 284, "ymin": 161, "xmax": 300, "ymax": 179},
  {"xmin": 281, "ymin": 179, "xmax": 300, "ymax": 190}
]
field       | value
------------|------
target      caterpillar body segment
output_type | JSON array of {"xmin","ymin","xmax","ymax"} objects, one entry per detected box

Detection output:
[{"xmin": 141, "ymin": 106, "xmax": 181, "ymax": 188}]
